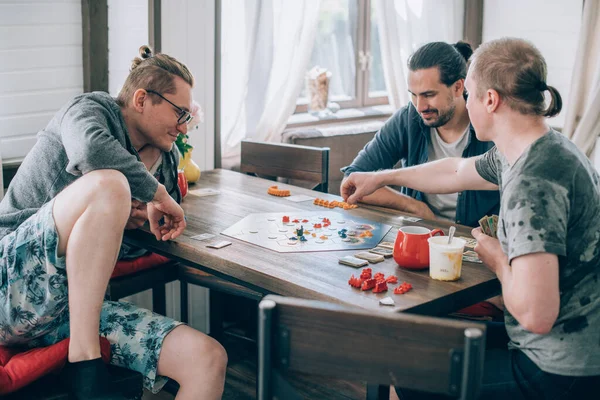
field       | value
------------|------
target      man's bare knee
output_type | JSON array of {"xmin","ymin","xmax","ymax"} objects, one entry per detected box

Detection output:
[{"xmin": 53, "ymin": 170, "xmax": 132, "ymax": 255}]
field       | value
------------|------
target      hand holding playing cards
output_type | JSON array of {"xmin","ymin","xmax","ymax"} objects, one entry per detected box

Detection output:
[
  {"xmin": 471, "ymin": 227, "xmax": 508, "ymax": 274},
  {"xmin": 149, "ymin": 185, "xmax": 186, "ymax": 241}
]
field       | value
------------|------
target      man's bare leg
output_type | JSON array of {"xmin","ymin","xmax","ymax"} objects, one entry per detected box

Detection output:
[
  {"xmin": 52, "ymin": 169, "xmax": 131, "ymax": 362},
  {"xmin": 156, "ymin": 325, "xmax": 227, "ymax": 399}
]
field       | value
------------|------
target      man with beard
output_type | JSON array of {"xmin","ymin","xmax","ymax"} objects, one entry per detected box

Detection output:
[{"xmin": 342, "ymin": 41, "xmax": 500, "ymax": 227}]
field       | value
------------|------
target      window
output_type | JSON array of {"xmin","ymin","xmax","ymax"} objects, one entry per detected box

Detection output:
[{"xmin": 296, "ymin": 0, "xmax": 387, "ymax": 113}]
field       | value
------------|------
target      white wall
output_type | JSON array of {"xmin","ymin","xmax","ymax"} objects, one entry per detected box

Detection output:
[
  {"xmin": 482, "ymin": 0, "xmax": 583, "ymax": 128},
  {"xmin": 108, "ymin": 0, "xmax": 148, "ymax": 97},
  {"xmin": 0, "ymin": 0, "xmax": 83, "ymax": 164}
]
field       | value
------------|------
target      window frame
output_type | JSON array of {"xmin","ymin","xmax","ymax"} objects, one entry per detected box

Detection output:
[{"xmin": 295, "ymin": 0, "xmax": 389, "ymax": 114}]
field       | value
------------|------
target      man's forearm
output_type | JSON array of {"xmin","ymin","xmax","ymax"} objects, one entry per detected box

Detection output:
[
  {"xmin": 360, "ymin": 187, "xmax": 432, "ymax": 216},
  {"xmin": 376, "ymin": 158, "xmax": 465, "ymax": 194}
]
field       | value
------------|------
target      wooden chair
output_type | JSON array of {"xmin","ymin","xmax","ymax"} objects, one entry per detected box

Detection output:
[
  {"xmin": 240, "ymin": 139, "xmax": 330, "ymax": 193},
  {"xmin": 258, "ymin": 295, "xmax": 486, "ymax": 400}
]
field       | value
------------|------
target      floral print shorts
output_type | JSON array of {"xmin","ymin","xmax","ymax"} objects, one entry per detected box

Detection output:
[{"xmin": 0, "ymin": 200, "xmax": 183, "ymax": 393}]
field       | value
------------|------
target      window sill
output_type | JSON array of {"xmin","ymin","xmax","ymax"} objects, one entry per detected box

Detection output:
[{"xmin": 286, "ymin": 104, "xmax": 393, "ymax": 128}]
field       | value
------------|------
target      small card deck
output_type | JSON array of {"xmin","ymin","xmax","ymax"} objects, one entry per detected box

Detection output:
[
  {"xmin": 457, "ymin": 236, "xmax": 477, "ymax": 250},
  {"xmin": 463, "ymin": 250, "xmax": 482, "ymax": 263},
  {"xmin": 377, "ymin": 241, "xmax": 395, "ymax": 250},
  {"xmin": 338, "ymin": 255, "xmax": 369, "ymax": 268},
  {"xmin": 354, "ymin": 252, "xmax": 385, "ymax": 263},
  {"xmin": 368, "ymin": 247, "xmax": 394, "ymax": 258}
]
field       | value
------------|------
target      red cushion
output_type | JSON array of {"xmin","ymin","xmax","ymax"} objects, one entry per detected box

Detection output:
[
  {"xmin": 454, "ymin": 301, "xmax": 504, "ymax": 321},
  {"xmin": 111, "ymin": 252, "xmax": 171, "ymax": 279},
  {"xmin": 0, "ymin": 337, "xmax": 111, "ymax": 395}
]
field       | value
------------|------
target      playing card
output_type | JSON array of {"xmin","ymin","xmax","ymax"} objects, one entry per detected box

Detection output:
[
  {"xmin": 190, "ymin": 233, "xmax": 216, "ymax": 241},
  {"xmin": 377, "ymin": 241, "xmax": 395, "ymax": 250},
  {"xmin": 206, "ymin": 240, "xmax": 232, "ymax": 249},
  {"xmin": 478, "ymin": 216, "xmax": 492, "ymax": 236},
  {"xmin": 487, "ymin": 216, "xmax": 496, "ymax": 238},
  {"xmin": 190, "ymin": 188, "xmax": 221, "ymax": 197},
  {"xmin": 284, "ymin": 195, "xmax": 315, "ymax": 202},
  {"xmin": 398, "ymin": 215, "xmax": 423, "ymax": 222}
]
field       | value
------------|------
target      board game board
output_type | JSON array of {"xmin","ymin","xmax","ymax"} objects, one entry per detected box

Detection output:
[{"xmin": 222, "ymin": 211, "xmax": 392, "ymax": 253}]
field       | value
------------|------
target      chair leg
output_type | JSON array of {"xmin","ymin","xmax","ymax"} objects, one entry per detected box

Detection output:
[
  {"xmin": 180, "ymin": 280, "xmax": 189, "ymax": 324},
  {"xmin": 152, "ymin": 284, "xmax": 167, "ymax": 315},
  {"xmin": 366, "ymin": 384, "xmax": 389, "ymax": 400},
  {"xmin": 209, "ymin": 289, "xmax": 225, "ymax": 342}
]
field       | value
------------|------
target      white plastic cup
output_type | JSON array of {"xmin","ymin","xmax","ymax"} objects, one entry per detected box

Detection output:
[{"xmin": 427, "ymin": 236, "xmax": 467, "ymax": 281}]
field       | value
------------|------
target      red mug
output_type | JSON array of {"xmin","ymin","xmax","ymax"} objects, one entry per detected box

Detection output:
[{"xmin": 393, "ymin": 226, "xmax": 444, "ymax": 270}]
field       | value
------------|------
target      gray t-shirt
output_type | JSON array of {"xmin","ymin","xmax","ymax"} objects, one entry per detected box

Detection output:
[
  {"xmin": 475, "ymin": 130, "xmax": 600, "ymax": 376},
  {"xmin": 423, "ymin": 127, "xmax": 470, "ymax": 220}
]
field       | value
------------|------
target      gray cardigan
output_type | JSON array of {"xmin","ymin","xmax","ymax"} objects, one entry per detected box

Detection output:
[{"xmin": 0, "ymin": 91, "xmax": 181, "ymax": 240}]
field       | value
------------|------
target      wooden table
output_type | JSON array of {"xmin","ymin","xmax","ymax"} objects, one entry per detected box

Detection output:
[{"xmin": 124, "ymin": 169, "xmax": 500, "ymax": 316}]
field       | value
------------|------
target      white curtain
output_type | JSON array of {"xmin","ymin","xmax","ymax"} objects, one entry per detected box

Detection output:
[
  {"xmin": 562, "ymin": 0, "xmax": 600, "ymax": 158},
  {"xmin": 220, "ymin": 0, "xmax": 321, "ymax": 168},
  {"xmin": 375, "ymin": 0, "xmax": 464, "ymax": 110}
]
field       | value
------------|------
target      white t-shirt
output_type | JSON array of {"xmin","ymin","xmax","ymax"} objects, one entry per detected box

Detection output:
[{"xmin": 423, "ymin": 127, "xmax": 469, "ymax": 220}]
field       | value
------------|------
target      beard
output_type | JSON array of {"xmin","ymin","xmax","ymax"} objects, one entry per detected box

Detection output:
[{"xmin": 420, "ymin": 103, "xmax": 456, "ymax": 128}]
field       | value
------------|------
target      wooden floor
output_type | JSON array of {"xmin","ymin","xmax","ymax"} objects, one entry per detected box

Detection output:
[{"xmin": 142, "ymin": 334, "xmax": 368, "ymax": 400}]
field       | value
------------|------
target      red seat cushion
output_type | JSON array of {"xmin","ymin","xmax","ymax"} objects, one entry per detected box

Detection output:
[
  {"xmin": 111, "ymin": 252, "xmax": 171, "ymax": 279},
  {"xmin": 0, "ymin": 337, "xmax": 111, "ymax": 395},
  {"xmin": 454, "ymin": 301, "xmax": 504, "ymax": 322}
]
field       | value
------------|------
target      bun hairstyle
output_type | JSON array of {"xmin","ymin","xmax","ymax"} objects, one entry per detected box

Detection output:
[
  {"xmin": 453, "ymin": 41, "xmax": 473, "ymax": 63},
  {"xmin": 116, "ymin": 45, "xmax": 194, "ymax": 107},
  {"xmin": 408, "ymin": 41, "xmax": 472, "ymax": 87},
  {"xmin": 470, "ymin": 37, "xmax": 562, "ymax": 118}
]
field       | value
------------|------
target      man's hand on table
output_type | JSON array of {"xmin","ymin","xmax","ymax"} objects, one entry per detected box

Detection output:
[{"xmin": 148, "ymin": 184, "xmax": 186, "ymax": 241}]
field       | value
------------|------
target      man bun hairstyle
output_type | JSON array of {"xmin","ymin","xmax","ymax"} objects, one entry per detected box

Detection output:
[
  {"xmin": 408, "ymin": 41, "xmax": 472, "ymax": 86},
  {"xmin": 116, "ymin": 45, "xmax": 194, "ymax": 107},
  {"xmin": 470, "ymin": 37, "xmax": 562, "ymax": 118}
]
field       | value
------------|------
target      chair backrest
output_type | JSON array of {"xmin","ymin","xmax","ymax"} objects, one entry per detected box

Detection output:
[
  {"xmin": 240, "ymin": 140, "xmax": 329, "ymax": 193},
  {"xmin": 258, "ymin": 295, "xmax": 486, "ymax": 400}
]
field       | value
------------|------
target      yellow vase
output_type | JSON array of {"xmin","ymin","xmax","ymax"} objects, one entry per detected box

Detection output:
[{"xmin": 179, "ymin": 151, "xmax": 201, "ymax": 183}]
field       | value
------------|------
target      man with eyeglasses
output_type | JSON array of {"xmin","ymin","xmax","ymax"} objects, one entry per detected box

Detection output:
[{"xmin": 0, "ymin": 46, "xmax": 227, "ymax": 400}]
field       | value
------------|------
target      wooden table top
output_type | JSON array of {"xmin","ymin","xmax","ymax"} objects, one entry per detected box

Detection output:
[{"xmin": 124, "ymin": 169, "xmax": 500, "ymax": 316}]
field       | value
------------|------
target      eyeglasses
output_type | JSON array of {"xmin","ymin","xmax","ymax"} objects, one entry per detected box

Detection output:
[{"xmin": 146, "ymin": 89, "xmax": 193, "ymax": 125}]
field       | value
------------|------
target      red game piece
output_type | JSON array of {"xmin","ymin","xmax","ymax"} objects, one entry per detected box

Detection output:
[
  {"xmin": 385, "ymin": 275, "xmax": 398, "ymax": 284},
  {"xmin": 373, "ymin": 272, "xmax": 385, "ymax": 282},
  {"xmin": 292, "ymin": 219, "xmax": 300, "ymax": 223},
  {"xmin": 361, "ymin": 278, "xmax": 376, "ymax": 291},
  {"xmin": 394, "ymin": 282, "xmax": 413, "ymax": 295},
  {"xmin": 373, "ymin": 281, "xmax": 388, "ymax": 293},
  {"xmin": 359, "ymin": 268, "xmax": 372, "ymax": 280},
  {"xmin": 302, "ymin": 219, "xmax": 309, "ymax": 223},
  {"xmin": 282, "ymin": 216, "xmax": 290, "ymax": 223},
  {"xmin": 348, "ymin": 275, "xmax": 363, "ymax": 288}
]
